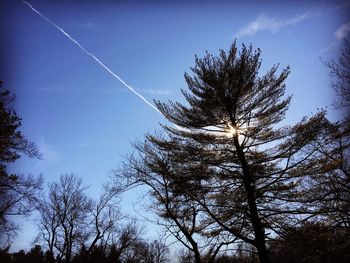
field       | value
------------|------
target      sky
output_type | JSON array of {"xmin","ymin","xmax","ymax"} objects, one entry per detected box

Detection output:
[{"xmin": 1, "ymin": 0, "xmax": 349, "ymax": 252}]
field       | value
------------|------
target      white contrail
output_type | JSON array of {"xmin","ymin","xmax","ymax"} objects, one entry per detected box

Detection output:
[{"xmin": 22, "ymin": 0, "xmax": 163, "ymax": 116}]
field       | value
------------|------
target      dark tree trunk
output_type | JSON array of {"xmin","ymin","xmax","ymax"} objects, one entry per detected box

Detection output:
[
  {"xmin": 233, "ymin": 135, "xmax": 270, "ymax": 263},
  {"xmin": 194, "ymin": 251, "xmax": 202, "ymax": 263}
]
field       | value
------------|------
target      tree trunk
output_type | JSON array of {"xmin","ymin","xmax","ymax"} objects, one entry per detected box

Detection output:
[
  {"xmin": 233, "ymin": 135, "xmax": 270, "ymax": 263},
  {"xmin": 193, "ymin": 247, "xmax": 202, "ymax": 263}
]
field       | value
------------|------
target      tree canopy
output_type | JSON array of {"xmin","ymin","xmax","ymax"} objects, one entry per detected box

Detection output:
[
  {"xmin": 323, "ymin": 38, "xmax": 350, "ymax": 116},
  {"xmin": 0, "ymin": 81, "xmax": 42, "ymax": 247},
  {"xmin": 121, "ymin": 42, "xmax": 331, "ymax": 263},
  {"xmin": 1, "ymin": 40, "xmax": 349, "ymax": 262}
]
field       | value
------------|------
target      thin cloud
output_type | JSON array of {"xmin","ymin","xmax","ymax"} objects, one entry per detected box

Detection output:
[
  {"xmin": 35, "ymin": 86, "xmax": 174, "ymax": 96},
  {"xmin": 284, "ymin": 12, "xmax": 317, "ymax": 26},
  {"xmin": 320, "ymin": 21, "xmax": 350, "ymax": 54},
  {"xmin": 38, "ymin": 139, "xmax": 62, "ymax": 162},
  {"xmin": 68, "ymin": 22, "xmax": 97, "ymax": 30},
  {"xmin": 62, "ymin": 139, "xmax": 120, "ymax": 149},
  {"xmin": 334, "ymin": 21, "xmax": 350, "ymax": 39},
  {"xmin": 141, "ymin": 89, "xmax": 174, "ymax": 96},
  {"xmin": 237, "ymin": 12, "xmax": 320, "ymax": 37},
  {"xmin": 238, "ymin": 15, "xmax": 282, "ymax": 37},
  {"xmin": 319, "ymin": 41, "xmax": 338, "ymax": 54},
  {"xmin": 33, "ymin": 85, "xmax": 126, "ymax": 94},
  {"xmin": 34, "ymin": 84, "xmax": 68, "ymax": 92}
]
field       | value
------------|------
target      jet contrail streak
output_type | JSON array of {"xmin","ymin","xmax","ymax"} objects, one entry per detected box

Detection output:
[{"xmin": 22, "ymin": 0, "xmax": 163, "ymax": 116}]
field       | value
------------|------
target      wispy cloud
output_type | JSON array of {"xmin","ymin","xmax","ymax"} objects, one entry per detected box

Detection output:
[
  {"xmin": 34, "ymin": 84, "xmax": 68, "ymax": 92},
  {"xmin": 318, "ymin": 41, "xmax": 338, "ymax": 54},
  {"xmin": 237, "ymin": 12, "xmax": 320, "ymax": 37},
  {"xmin": 334, "ymin": 21, "xmax": 350, "ymax": 39},
  {"xmin": 319, "ymin": 21, "xmax": 350, "ymax": 54},
  {"xmin": 284, "ymin": 12, "xmax": 318, "ymax": 26},
  {"xmin": 61, "ymin": 139, "xmax": 120, "ymax": 150},
  {"xmin": 38, "ymin": 139, "xmax": 62, "ymax": 162},
  {"xmin": 141, "ymin": 89, "xmax": 174, "ymax": 96},
  {"xmin": 34, "ymin": 85, "xmax": 176, "ymax": 96},
  {"xmin": 67, "ymin": 22, "xmax": 97, "ymax": 30},
  {"xmin": 33, "ymin": 84, "xmax": 127, "ymax": 95}
]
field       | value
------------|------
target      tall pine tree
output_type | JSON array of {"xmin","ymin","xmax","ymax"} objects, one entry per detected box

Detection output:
[{"xmin": 122, "ymin": 43, "xmax": 329, "ymax": 262}]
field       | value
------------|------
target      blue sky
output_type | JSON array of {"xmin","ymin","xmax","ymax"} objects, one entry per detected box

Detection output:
[{"xmin": 1, "ymin": 0, "xmax": 349, "ymax": 251}]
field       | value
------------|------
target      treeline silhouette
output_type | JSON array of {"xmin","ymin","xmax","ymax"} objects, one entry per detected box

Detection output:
[
  {"xmin": 1, "ymin": 40, "xmax": 349, "ymax": 262},
  {"xmin": 0, "ymin": 240, "xmax": 169, "ymax": 263},
  {"xmin": 1, "ymin": 222, "xmax": 350, "ymax": 263}
]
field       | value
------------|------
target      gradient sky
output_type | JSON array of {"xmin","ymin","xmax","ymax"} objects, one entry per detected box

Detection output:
[{"xmin": 1, "ymin": 0, "xmax": 349, "ymax": 251}]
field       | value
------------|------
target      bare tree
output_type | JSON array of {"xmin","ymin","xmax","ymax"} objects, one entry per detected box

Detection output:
[
  {"xmin": 84, "ymin": 187, "xmax": 122, "ymax": 256},
  {"xmin": 177, "ymin": 249, "xmax": 195, "ymax": 263},
  {"xmin": 120, "ymin": 141, "xmax": 237, "ymax": 263},
  {"xmin": 110, "ymin": 220, "xmax": 144, "ymax": 262},
  {"xmin": 132, "ymin": 240, "xmax": 169, "ymax": 263},
  {"xmin": 36, "ymin": 175, "xmax": 126, "ymax": 263},
  {"xmin": 36, "ymin": 174, "xmax": 92, "ymax": 263}
]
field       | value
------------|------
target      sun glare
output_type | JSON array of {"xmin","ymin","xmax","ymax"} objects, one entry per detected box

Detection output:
[{"xmin": 225, "ymin": 125, "xmax": 237, "ymax": 137}]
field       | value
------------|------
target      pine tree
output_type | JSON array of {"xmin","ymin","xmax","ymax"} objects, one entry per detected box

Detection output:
[
  {"xmin": 309, "ymin": 39, "xmax": 350, "ymax": 230},
  {"xmin": 0, "ymin": 82, "xmax": 41, "ymax": 247},
  {"xmin": 123, "ymin": 43, "xmax": 328, "ymax": 262}
]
